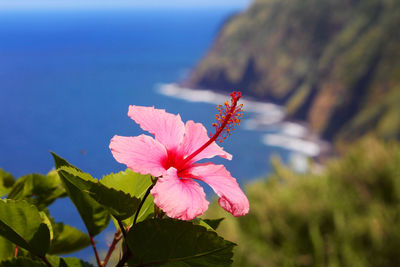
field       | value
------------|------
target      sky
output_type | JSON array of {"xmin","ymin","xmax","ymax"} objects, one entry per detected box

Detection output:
[{"xmin": 0, "ymin": 0, "xmax": 251, "ymax": 10}]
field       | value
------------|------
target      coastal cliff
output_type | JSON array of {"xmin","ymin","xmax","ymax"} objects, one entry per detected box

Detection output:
[{"xmin": 186, "ymin": 0, "xmax": 400, "ymax": 145}]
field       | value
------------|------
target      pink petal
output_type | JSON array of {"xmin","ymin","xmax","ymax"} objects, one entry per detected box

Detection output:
[
  {"xmin": 151, "ymin": 167, "xmax": 209, "ymax": 220},
  {"xmin": 178, "ymin": 120, "xmax": 232, "ymax": 164},
  {"xmin": 128, "ymin": 106, "xmax": 185, "ymax": 151},
  {"xmin": 110, "ymin": 134, "xmax": 167, "ymax": 177},
  {"xmin": 187, "ymin": 163, "xmax": 249, "ymax": 217}
]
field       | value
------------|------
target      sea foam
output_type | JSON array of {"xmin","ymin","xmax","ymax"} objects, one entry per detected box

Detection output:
[{"xmin": 157, "ymin": 83, "xmax": 322, "ymax": 158}]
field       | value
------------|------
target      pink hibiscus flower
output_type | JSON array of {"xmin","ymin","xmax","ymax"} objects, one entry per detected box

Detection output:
[{"xmin": 109, "ymin": 92, "xmax": 249, "ymax": 220}]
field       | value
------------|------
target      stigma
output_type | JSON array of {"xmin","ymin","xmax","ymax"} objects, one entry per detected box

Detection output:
[
  {"xmin": 211, "ymin": 91, "xmax": 243, "ymax": 143},
  {"xmin": 180, "ymin": 91, "xmax": 243, "ymax": 167}
]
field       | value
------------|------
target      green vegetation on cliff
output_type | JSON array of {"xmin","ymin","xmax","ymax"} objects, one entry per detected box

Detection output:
[
  {"xmin": 187, "ymin": 0, "xmax": 400, "ymax": 144},
  {"xmin": 204, "ymin": 137, "xmax": 400, "ymax": 266}
]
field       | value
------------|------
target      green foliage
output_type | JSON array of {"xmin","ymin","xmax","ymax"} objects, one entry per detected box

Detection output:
[
  {"xmin": 7, "ymin": 172, "xmax": 66, "ymax": 209},
  {"xmin": 193, "ymin": 218, "xmax": 225, "ymax": 231},
  {"xmin": 0, "ymin": 199, "xmax": 50, "ymax": 257},
  {"xmin": 0, "ymin": 153, "xmax": 237, "ymax": 266},
  {"xmin": 46, "ymin": 255, "xmax": 94, "ymax": 267},
  {"xmin": 0, "ymin": 169, "xmax": 15, "ymax": 197},
  {"xmin": 188, "ymin": 0, "xmax": 400, "ymax": 144},
  {"xmin": 49, "ymin": 223, "xmax": 91, "ymax": 255},
  {"xmin": 51, "ymin": 153, "xmax": 111, "ymax": 236},
  {"xmin": 0, "ymin": 256, "xmax": 94, "ymax": 267},
  {"xmin": 57, "ymin": 166, "xmax": 141, "ymax": 221},
  {"xmin": 102, "ymin": 169, "xmax": 154, "ymax": 225},
  {"xmin": 202, "ymin": 218, "xmax": 225, "ymax": 231},
  {"xmin": 207, "ymin": 137, "xmax": 400, "ymax": 266},
  {"xmin": 0, "ymin": 257, "xmax": 47, "ymax": 267},
  {"xmin": 126, "ymin": 219, "xmax": 236, "ymax": 266},
  {"xmin": 0, "ymin": 235, "xmax": 15, "ymax": 260}
]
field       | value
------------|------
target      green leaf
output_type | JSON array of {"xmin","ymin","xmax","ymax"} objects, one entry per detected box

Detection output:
[
  {"xmin": 0, "ymin": 254, "xmax": 94, "ymax": 267},
  {"xmin": 7, "ymin": 171, "xmax": 66, "ymax": 208},
  {"xmin": 0, "ymin": 169, "xmax": 15, "ymax": 197},
  {"xmin": 45, "ymin": 170, "xmax": 68, "ymax": 203},
  {"xmin": 202, "ymin": 218, "xmax": 225, "ymax": 231},
  {"xmin": 0, "ymin": 199, "xmax": 50, "ymax": 256},
  {"xmin": 192, "ymin": 218, "xmax": 221, "ymax": 232},
  {"xmin": 58, "ymin": 166, "xmax": 141, "ymax": 220},
  {"xmin": 126, "ymin": 219, "xmax": 236, "ymax": 266},
  {"xmin": 51, "ymin": 152, "xmax": 110, "ymax": 236},
  {"xmin": 0, "ymin": 257, "xmax": 46, "ymax": 267},
  {"xmin": 60, "ymin": 257, "xmax": 94, "ymax": 267},
  {"xmin": 0, "ymin": 235, "xmax": 15, "ymax": 260},
  {"xmin": 102, "ymin": 169, "xmax": 154, "ymax": 225},
  {"xmin": 49, "ymin": 223, "xmax": 91, "ymax": 255},
  {"xmin": 47, "ymin": 255, "xmax": 94, "ymax": 267},
  {"xmin": 101, "ymin": 169, "xmax": 152, "ymax": 198}
]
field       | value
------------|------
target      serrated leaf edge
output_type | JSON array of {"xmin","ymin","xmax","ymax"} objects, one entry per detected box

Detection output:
[{"xmin": 57, "ymin": 166, "xmax": 140, "ymax": 200}]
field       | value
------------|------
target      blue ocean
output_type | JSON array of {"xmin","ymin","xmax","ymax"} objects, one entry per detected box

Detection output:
[{"xmin": 0, "ymin": 7, "xmax": 294, "ymax": 260}]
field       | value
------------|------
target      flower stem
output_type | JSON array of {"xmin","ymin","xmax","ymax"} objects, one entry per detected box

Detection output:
[
  {"xmin": 115, "ymin": 182, "xmax": 156, "ymax": 267},
  {"xmin": 39, "ymin": 256, "xmax": 53, "ymax": 267},
  {"xmin": 90, "ymin": 236, "xmax": 102, "ymax": 267},
  {"xmin": 116, "ymin": 219, "xmax": 132, "ymax": 267},
  {"xmin": 103, "ymin": 229, "xmax": 122, "ymax": 267},
  {"xmin": 180, "ymin": 92, "xmax": 241, "ymax": 167},
  {"xmin": 117, "ymin": 219, "xmax": 128, "ymax": 240},
  {"xmin": 116, "ymin": 250, "xmax": 132, "ymax": 267},
  {"xmin": 133, "ymin": 184, "xmax": 154, "ymax": 225}
]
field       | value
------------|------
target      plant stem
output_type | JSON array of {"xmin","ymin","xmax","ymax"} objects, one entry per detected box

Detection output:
[
  {"xmin": 90, "ymin": 236, "xmax": 102, "ymax": 267},
  {"xmin": 133, "ymin": 184, "xmax": 154, "ymax": 225},
  {"xmin": 40, "ymin": 256, "xmax": 53, "ymax": 267},
  {"xmin": 115, "ymin": 250, "xmax": 131, "ymax": 267},
  {"xmin": 117, "ymin": 219, "xmax": 128, "ymax": 240},
  {"xmin": 116, "ymin": 218, "xmax": 133, "ymax": 267},
  {"xmin": 115, "ymin": 183, "xmax": 156, "ymax": 267},
  {"xmin": 103, "ymin": 229, "xmax": 122, "ymax": 267}
]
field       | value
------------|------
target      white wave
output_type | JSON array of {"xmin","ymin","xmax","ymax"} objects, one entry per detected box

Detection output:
[
  {"xmin": 242, "ymin": 115, "xmax": 284, "ymax": 130},
  {"xmin": 157, "ymin": 83, "xmax": 286, "ymax": 129},
  {"xmin": 157, "ymin": 83, "xmax": 226, "ymax": 105},
  {"xmin": 157, "ymin": 83, "xmax": 284, "ymax": 113},
  {"xmin": 158, "ymin": 83, "xmax": 321, "ymax": 157},
  {"xmin": 262, "ymin": 134, "xmax": 320, "ymax": 157},
  {"xmin": 289, "ymin": 152, "xmax": 309, "ymax": 173},
  {"xmin": 280, "ymin": 122, "xmax": 308, "ymax": 137}
]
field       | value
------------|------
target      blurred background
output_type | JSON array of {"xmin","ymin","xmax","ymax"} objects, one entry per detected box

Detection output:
[{"xmin": 1, "ymin": 0, "xmax": 400, "ymax": 266}]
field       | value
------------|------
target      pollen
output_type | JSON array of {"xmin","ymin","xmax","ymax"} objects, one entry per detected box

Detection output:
[
  {"xmin": 179, "ymin": 91, "xmax": 244, "ymax": 167},
  {"xmin": 211, "ymin": 91, "xmax": 244, "ymax": 143}
]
